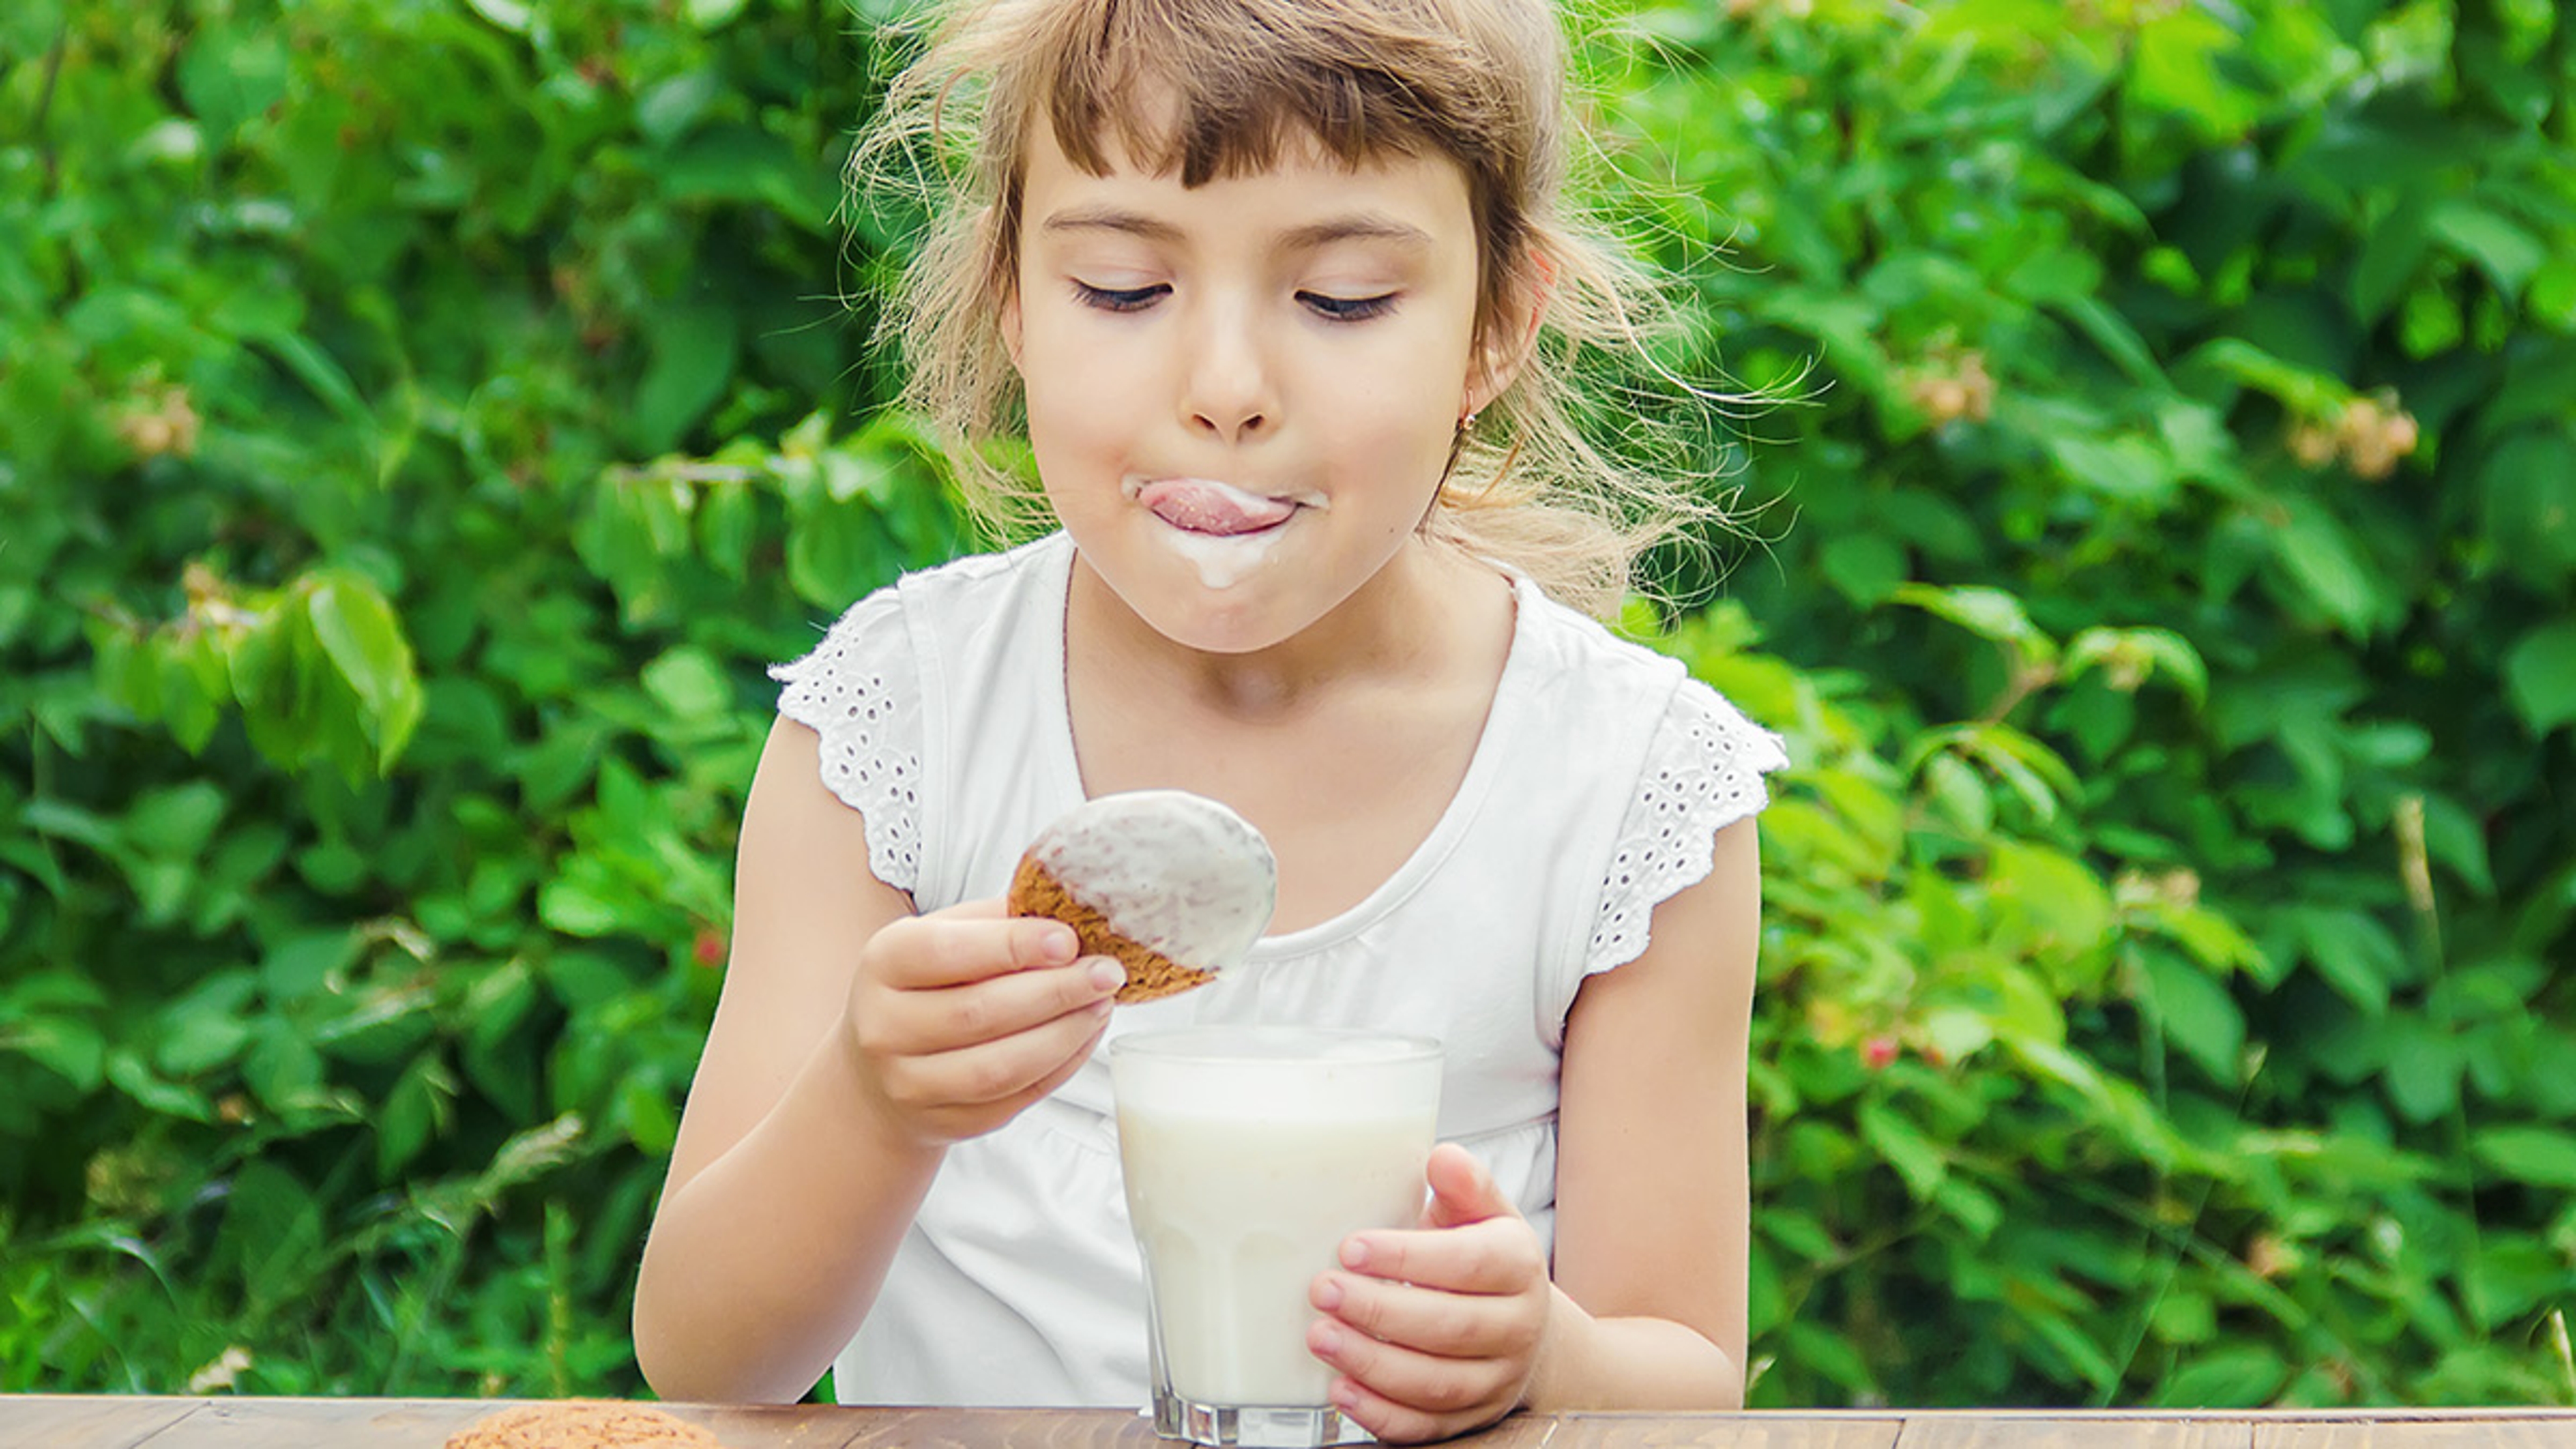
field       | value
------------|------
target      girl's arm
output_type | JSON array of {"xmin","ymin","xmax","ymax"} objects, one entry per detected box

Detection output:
[
  {"xmin": 632, "ymin": 718, "xmax": 1118, "ymax": 1403},
  {"xmin": 1533, "ymin": 812, "xmax": 1760, "ymax": 1407},
  {"xmin": 1306, "ymin": 818, "xmax": 1758, "ymax": 1439}
]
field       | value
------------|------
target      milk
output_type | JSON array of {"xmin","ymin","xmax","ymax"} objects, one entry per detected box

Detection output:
[
  {"xmin": 1122, "ymin": 1108, "xmax": 1434, "ymax": 1404},
  {"xmin": 1110, "ymin": 1028, "xmax": 1442, "ymax": 1421}
]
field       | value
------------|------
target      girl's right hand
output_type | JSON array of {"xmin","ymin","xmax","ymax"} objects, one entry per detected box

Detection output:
[{"xmin": 845, "ymin": 898, "xmax": 1124, "ymax": 1148}]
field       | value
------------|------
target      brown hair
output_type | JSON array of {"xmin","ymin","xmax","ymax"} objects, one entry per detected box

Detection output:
[{"xmin": 854, "ymin": 0, "xmax": 1742, "ymax": 617}]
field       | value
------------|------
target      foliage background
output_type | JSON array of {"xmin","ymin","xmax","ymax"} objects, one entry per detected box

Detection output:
[{"xmin": 4, "ymin": 0, "xmax": 2573, "ymax": 1411}]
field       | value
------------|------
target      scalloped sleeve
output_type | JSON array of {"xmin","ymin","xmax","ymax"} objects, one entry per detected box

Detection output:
[
  {"xmin": 767, "ymin": 589, "xmax": 924, "ymax": 895},
  {"xmin": 1582, "ymin": 679, "xmax": 1788, "ymax": 977}
]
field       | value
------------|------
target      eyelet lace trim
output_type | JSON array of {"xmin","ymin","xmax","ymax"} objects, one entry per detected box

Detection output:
[
  {"xmin": 1585, "ymin": 684, "xmax": 1789, "ymax": 976},
  {"xmin": 769, "ymin": 601, "xmax": 923, "ymax": 894}
]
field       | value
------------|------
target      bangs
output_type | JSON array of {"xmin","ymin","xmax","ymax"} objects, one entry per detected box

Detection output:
[{"xmin": 1035, "ymin": 0, "xmax": 1504, "ymax": 186}]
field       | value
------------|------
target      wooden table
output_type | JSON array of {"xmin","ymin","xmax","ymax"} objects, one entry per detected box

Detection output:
[{"xmin": 3, "ymin": 1399, "xmax": 2573, "ymax": 1449}]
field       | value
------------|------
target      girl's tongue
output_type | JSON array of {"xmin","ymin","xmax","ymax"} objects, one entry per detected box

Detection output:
[{"xmin": 1136, "ymin": 479, "xmax": 1297, "ymax": 536}]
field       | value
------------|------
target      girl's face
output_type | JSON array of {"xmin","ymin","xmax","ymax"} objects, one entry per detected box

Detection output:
[{"xmin": 1006, "ymin": 119, "xmax": 1503, "ymax": 656}]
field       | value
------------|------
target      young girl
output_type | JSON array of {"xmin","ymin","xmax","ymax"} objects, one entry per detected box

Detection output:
[{"xmin": 633, "ymin": 0, "xmax": 1786, "ymax": 1439}]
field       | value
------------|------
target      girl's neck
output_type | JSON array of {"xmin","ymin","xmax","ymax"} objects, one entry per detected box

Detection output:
[{"xmin": 1063, "ymin": 535, "xmax": 1518, "ymax": 932}]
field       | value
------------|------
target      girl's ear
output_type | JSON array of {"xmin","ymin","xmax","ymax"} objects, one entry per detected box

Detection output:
[
  {"xmin": 1001, "ymin": 287, "xmax": 1026, "ymax": 371},
  {"xmin": 1464, "ymin": 248, "xmax": 1556, "ymax": 416}
]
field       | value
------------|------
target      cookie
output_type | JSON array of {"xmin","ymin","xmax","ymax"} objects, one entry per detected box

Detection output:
[
  {"xmin": 1006, "ymin": 790, "xmax": 1277, "ymax": 1004},
  {"xmin": 443, "ymin": 1402, "xmax": 727, "ymax": 1449}
]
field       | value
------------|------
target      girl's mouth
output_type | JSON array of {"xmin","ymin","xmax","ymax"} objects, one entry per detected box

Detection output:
[{"xmin": 1130, "ymin": 478, "xmax": 1314, "ymax": 536}]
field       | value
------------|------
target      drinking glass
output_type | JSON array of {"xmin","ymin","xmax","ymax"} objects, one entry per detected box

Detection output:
[{"xmin": 1110, "ymin": 1026, "xmax": 1444, "ymax": 1448}]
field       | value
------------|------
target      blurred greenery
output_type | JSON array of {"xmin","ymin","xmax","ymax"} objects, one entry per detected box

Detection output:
[{"xmin": 3, "ymin": 0, "xmax": 2573, "ymax": 1411}]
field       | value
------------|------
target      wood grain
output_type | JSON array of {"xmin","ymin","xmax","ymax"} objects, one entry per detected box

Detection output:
[
  {"xmin": 0, "ymin": 1395, "xmax": 205, "ymax": 1449},
  {"xmin": 824, "ymin": 1405, "xmax": 1159, "ymax": 1449},
  {"xmin": 1892, "ymin": 1415, "xmax": 2254, "ymax": 1449},
  {"xmin": 1549, "ymin": 1410, "xmax": 1903, "ymax": 1449},
  {"xmin": 4, "ymin": 1397, "xmax": 2575, "ymax": 1449},
  {"xmin": 2253, "ymin": 1419, "xmax": 2576, "ymax": 1449},
  {"xmin": 129, "ymin": 1396, "xmax": 494, "ymax": 1448}
]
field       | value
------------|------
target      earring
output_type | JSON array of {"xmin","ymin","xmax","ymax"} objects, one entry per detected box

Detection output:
[{"xmin": 1458, "ymin": 409, "xmax": 1481, "ymax": 433}]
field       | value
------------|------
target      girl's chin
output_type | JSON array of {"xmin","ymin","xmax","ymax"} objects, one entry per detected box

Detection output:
[{"xmin": 1128, "ymin": 591, "xmax": 1302, "ymax": 656}]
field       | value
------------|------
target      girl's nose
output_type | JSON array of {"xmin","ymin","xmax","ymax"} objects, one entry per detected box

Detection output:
[{"xmin": 1180, "ymin": 299, "xmax": 1276, "ymax": 442}]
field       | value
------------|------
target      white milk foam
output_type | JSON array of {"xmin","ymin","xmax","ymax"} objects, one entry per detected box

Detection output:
[
  {"xmin": 1162, "ymin": 526, "xmax": 1283, "ymax": 590},
  {"xmin": 1029, "ymin": 790, "xmax": 1277, "ymax": 970}
]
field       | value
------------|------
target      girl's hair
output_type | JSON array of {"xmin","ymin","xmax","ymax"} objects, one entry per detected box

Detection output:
[{"xmin": 854, "ymin": 0, "xmax": 1739, "ymax": 619}]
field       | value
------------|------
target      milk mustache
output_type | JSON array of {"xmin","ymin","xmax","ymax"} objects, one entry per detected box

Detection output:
[{"xmin": 1111, "ymin": 1028, "xmax": 1443, "ymax": 1414}]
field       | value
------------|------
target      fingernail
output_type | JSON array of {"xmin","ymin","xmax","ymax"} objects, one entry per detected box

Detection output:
[
  {"xmin": 1313, "ymin": 1277, "xmax": 1344, "ymax": 1311},
  {"xmin": 1041, "ymin": 930, "xmax": 1078, "ymax": 965},
  {"xmin": 1331, "ymin": 1381, "xmax": 1362, "ymax": 1412},
  {"xmin": 1087, "ymin": 959, "xmax": 1126, "ymax": 993},
  {"xmin": 1312, "ymin": 1323, "xmax": 1342, "ymax": 1356},
  {"xmin": 1339, "ymin": 1239, "xmax": 1369, "ymax": 1271}
]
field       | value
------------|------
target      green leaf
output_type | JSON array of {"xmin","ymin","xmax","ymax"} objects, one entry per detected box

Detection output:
[
  {"xmin": 176, "ymin": 25, "xmax": 290, "ymax": 142},
  {"xmin": 462, "ymin": 0, "xmax": 532, "ymax": 33},
  {"xmin": 2139, "ymin": 949, "xmax": 2245, "ymax": 1083},
  {"xmin": 2429, "ymin": 199, "xmax": 2546, "ymax": 301},
  {"xmin": 2296, "ymin": 906, "xmax": 2408, "ymax": 1015},
  {"xmin": 696, "ymin": 476, "xmax": 757, "ymax": 581},
  {"xmin": 2129, "ymin": 7, "xmax": 2259, "ymax": 140},
  {"xmin": 2050, "ymin": 295, "xmax": 2163, "ymax": 389},
  {"xmin": 2151, "ymin": 1342, "xmax": 2288, "ymax": 1407},
  {"xmin": 242, "ymin": 1026, "xmax": 328, "ymax": 1115},
  {"xmin": 1933, "ymin": 1177, "xmax": 2002, "ymax": 1240},
  {"xmin": 106, "ymin": 1054, "xmax": 214, "ymax": 1122},
  {"xmin": 539, "ymin": 878, "xmax": 627, "ymax": 938},
  {"xmin": 305, "ymin": 570, "xmax": 423, "ymax": 768},
  {"xmin": 2384, "ymin": 1022, "xmax": 2465, "ymax": 1124},
  {"xmin": 213, "ymin": 1161, "xmax": 325, "ymax": 1312},
  {"xmin": 630, "ymin": 306, "xmax": 740, "ymax": 455},
  {"xmin": 787, "ymin": 500, "xmax": 892, "ymax": 609},
  {"xmin": 2267, "ymin": 495, "xmax": 2385, "ymax": 637},
  {"xmin": 1, "ymin": 1016, "xmax": 107, "ymax": 1090},
  {"xmin": 378, "ymin": 1055, "xmax": 455, "ymax": 1179},
  {"xmin": 1818, "ymin": 531, "xmax": 1906, "ymax": 606},
  {"xmin": 2350, "ymin": 197, "xmax": 2433, "ymax": 323},
  {"xmin": 2502, "ymin": 621, "xmax": 2576, "ymax": 738},
  {"xmin": 252, "ymin": 329, "xmax": 372, "ymax": 427},
  {"xmin": 262, "ymin": 930, "xmax": 361, "ymax": 1004},
  {"xmin": 123, "ymin": 781, "xmax": 227, "ymax": 861},
  {"xmin": 2049, "ymin": 433, "xmax": 2178, "ymax": 503},
  {"xmin": 1859, "ymin": 1101, "xmax": 1949, "ymax": 1200},
  {"xmin": 621, "ymin": 1075, "xmax": 680, "ymax": 1155},
  {"xmin": 641, "ymin": 647, "xmax": 735, "ymax": 723},
  {"xmin": 2478, "ymin": 429, "xmax": 2576, "ymax": 586},
  {"xmin": 1893, "ymin": 583, "xmax": 2044, "ymax": 647},
  {"xmin": 2470, "ymin": 1126, "xmax": 2576, "ymax": 1191}
]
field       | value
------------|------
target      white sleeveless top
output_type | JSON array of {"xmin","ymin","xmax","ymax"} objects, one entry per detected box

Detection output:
[{"xmin": 771, "ymin": 533, "xmax": 1787, "ymax": 1407}]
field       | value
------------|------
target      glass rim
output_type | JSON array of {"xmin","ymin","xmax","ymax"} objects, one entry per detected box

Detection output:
[{"xmin": 1106, "ymin": 1024, "xmax": 1442, "ymax": 1067}]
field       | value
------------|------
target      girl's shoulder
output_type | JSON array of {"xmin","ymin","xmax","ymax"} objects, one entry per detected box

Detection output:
[
  {"xmin": 761, "ymin": 536, "xmax": 1071, "ymax": 892},
  {"xmin": 771, "ymin": 535, "xmax": 1069, "ymax": 671},
  {"xmin": 1508, "ymin": 581, "xmax": 1781, "ymax": 750}
]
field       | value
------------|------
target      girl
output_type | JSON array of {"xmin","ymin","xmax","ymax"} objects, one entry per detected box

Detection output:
[{"xmin": 633, "ymin": 0, "xmax": 1786, "ymax": 1440}]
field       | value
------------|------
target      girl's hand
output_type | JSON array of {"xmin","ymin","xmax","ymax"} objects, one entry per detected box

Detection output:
[
  {"xmin": 844, "ymin": 899, "xmax": 1125, "ymax": 1148},
  {"xmin": 1306, "ymin": 1144, "xmax": 1554, "ymax": 1444}
]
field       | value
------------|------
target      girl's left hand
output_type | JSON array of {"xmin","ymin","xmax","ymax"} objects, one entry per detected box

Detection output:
[{"xmin": 1307, "ymin": 1143, "xmax": 1555, "ymax": 1444}]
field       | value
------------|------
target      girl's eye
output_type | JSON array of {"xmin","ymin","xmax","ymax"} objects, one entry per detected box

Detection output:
[
  {"xmin": 1073, "ymin": 280, "xmax": 1166, "ymax": 312},
  {"xmin": 1301, "ymin": 292, "xmax": 1397, "ymax": 322}
]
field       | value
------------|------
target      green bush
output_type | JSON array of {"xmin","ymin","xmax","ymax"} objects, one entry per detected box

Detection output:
[{"xmin": 3, "ymin": 0, "xmax": 2571, "ymax": 1409}]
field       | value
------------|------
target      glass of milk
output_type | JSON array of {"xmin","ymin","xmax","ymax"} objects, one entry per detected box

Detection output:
[{"xmin": 1109, "ymin": 1026, "xmax": 1444, "ymax": 1448}]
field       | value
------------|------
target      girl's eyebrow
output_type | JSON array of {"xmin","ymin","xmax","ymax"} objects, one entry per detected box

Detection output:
[{"xmin": 1038, "ymin": 204, "xmax": 1434, "ymax": 254}]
